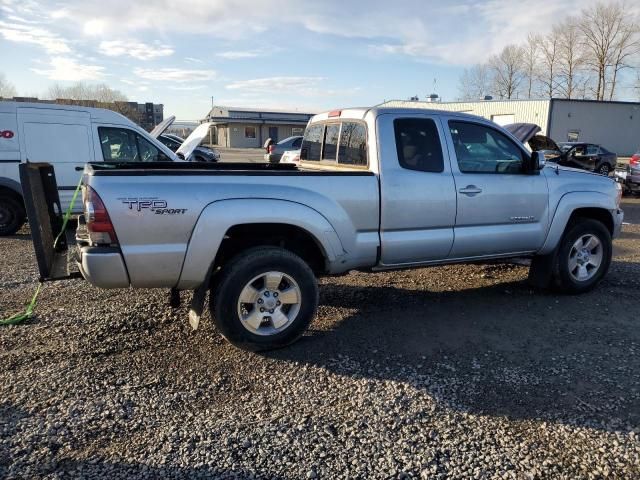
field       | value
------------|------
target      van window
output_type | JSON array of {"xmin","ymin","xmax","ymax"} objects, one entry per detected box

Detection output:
[
  {"xmin": 301, "ymin": 124, "xmax": 323, "ymax": 161},
  {"xmin": 394, "ymin": 118, "xmax": 444, "ymax": 173},
  {"xmin": 322, "ymin": 124, "xmax": 340, "ymax": 161},
  {"xmin": 338, "ymin": 122, "xmax": 367, "ymax": 166},
  {"xmin": 98, "ymin": 127, "xmax": 169, "ymax": 162}
]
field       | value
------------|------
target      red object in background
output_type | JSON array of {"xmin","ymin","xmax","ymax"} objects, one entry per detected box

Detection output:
[
  {"xmin": 0, "ymin": 130, "xmax": 14, "ymax": 139},
  {"xmin": 630, "ymin": 154, "xmax": 639, "ymax": 167},
  {"xmin": 268, "ymin": 145, "xmax": 275, "ymax": 154}
]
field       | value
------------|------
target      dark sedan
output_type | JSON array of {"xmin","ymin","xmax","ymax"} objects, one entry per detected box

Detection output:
[
  {"xmin": 158, "ymin": 133, "xmax": 220, "ymax": 162},
  {"xmin": 557, "ymin": 142, "xmax": 617, "ymax": 176}
]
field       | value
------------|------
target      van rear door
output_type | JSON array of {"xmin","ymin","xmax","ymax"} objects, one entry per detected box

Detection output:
[{"xmin": 17, "ymin": 107, "xmax": 93, "ymax": 210}]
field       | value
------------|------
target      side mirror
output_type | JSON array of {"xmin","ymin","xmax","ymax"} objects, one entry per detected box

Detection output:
[
  {"xmin": 524, "ymin": 151, "xmax": 545, "ymax": 173},
  {"xmin": 533, "ymin": 151, "xmax": 546, "ymax": 170}
]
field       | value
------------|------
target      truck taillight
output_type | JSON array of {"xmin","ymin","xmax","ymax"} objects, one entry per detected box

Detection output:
[
  {"xmin": 631, "ymin": 154, "xmax": 639, "ymax": 166},
  {"xmin": 268, "ymin": 145, "xmax": 275, "ymax": 154},
  {"xmin": 84, "ymin": 186, "xmax": 117, "ymax": 245}
]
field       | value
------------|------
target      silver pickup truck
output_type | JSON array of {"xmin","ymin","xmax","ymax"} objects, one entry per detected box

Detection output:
[{"xmin": 22, "ymin": 106, "xmax": 624, "ymax": 351}]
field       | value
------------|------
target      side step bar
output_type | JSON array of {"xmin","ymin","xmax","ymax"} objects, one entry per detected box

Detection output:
[{"xmin": 19, "ymin": 162, "xmax": 82, "ymax": 282}]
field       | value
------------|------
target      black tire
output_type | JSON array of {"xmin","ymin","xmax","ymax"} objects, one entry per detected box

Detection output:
[
  {"xmin": 210, "ymin": 246, "xmax": 319, "ymax": 351},
  {"xmin": 596, "ymin": 163, "xmax": 610, "ymax": 176},
  {"xmin": 0, "ymin": 194, "xmax": 26, "ymax": 236},
  {"xmin": 553, "ymin": 218, "xmax": 612, "ymax": 294}
]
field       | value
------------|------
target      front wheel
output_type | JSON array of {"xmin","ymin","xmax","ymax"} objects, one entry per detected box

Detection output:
[
  {"xmin": 596, "ymin": 164, "xmax": 611, "ymax": 176},
  {"xmin": 0, "ymin": 194, "xmax": 26, "ymax": 236},
  {"xmin": 210, "ymin": 247, "xmax": 319, "ymax": 351},
  {"xmin": 553, "ymin": 219, "xmax": 612, "ymax": 294}
]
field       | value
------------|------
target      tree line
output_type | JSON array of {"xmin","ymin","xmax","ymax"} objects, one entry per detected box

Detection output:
[{"xmin": 458, "ymin": 1, "xmax": 640, "ymax": 102}]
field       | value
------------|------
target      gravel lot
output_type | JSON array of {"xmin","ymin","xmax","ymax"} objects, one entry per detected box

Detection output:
[{"xmin": 1, "ymin": 198, "xmax": 639, "ymax": 479}]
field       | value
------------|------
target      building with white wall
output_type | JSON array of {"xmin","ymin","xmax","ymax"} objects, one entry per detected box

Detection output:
[
  {"xmin": 383, "ymin": 98, "xmax": 640, "ymax": 156},
  {"xmin": 204, "ymin": 106, "xmax": 314, "ymax": 148}
]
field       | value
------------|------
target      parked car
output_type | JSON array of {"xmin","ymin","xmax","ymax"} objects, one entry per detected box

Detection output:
[
  {"xmin": 280, "ymin": 149, "xmax": 300, "ymax": 164},
  {"xmin": 25, "ymin": 106, "xmax": 623, "ymax": 352},
  {"xmin": 557, "ymin": 142, "xmax": 617, "ymax": 176},
  {"xmin": 264, "ymin": 136, "xmax": 303, "ymax": 163},
  {"xmin": 615, "ymin": 148, "xmax": 640, "ymax": 195},
  {"xmin": 158, "ymin": 133, "xmax": 220, "ymax": 162},
  {"xmin": 504, "ymin": 124, "xmax": 616, "ymax": 176}
]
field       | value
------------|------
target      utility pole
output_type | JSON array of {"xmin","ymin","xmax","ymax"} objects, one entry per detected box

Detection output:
[{"xmin": 209, "ymin": 96, "xmax": 214, "ymax": 146}]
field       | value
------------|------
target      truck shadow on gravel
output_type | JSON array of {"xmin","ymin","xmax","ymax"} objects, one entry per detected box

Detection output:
[{"xmin": 267, "ymin": 270, "xmax": 640, "ymax": 434}]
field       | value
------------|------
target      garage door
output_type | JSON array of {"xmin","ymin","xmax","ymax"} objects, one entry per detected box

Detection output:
[{"xmin": 491, "ymin": 114, "xmax": 515, "ymax": 126}]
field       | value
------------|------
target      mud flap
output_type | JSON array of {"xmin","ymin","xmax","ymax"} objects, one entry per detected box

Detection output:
[
  {"xmin": 528, "ymin": 248, "xmax": 558, "ymax": 289},
  {"xmin": 188, "ymin": 283, "xmax": 207, "ymax": 330}
]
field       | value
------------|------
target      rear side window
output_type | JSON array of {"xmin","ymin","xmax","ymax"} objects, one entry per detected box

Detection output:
[
  {"xmin": 322, "ymin": 124, "xmax": 340, "ymax": 161},
  {"xmin": 394, "ymin": 118, "xmax": 444, "ymax": 173},
  {"xmin": 301, "ymin": 124, "xmax": 323, "ymax": 161},
  {"xmin": 338, "ymin": 122, "xmax": 367, "ymax": 166}
]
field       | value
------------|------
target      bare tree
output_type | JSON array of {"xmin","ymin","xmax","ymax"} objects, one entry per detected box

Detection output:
[
  {"xmin": 458, "ymin": 63, "xmax": 492, "ymax": 100},
  {"xmin": 488, "ymin": 45, "xmax": 525, "ymax": 99},
  {"xmin": 580, "ymin": 1, "xmax": 640, "ymax": 101},
  {"xmin": 556, "ymin": 18, "xmax": 586, "ymax": 99},
  {"xmin": 46, "ymin": 82, "xmax": 128, "ymax": 102},
  {"xmin": 538, "ymin": 29, "xmax": 561, "ymax": 98},
  {"xmin": 0, "ymin": 73, "xmax": 17, "ymax": 98},
  {"xmin": 522, "ymin": 34, "xmax": 541, "ymax": 99}
]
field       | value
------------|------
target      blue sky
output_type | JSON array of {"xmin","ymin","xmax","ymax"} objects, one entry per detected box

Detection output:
[{"xmin": 1, "ymin": 0, "xmax": 637, "ymax": 120}]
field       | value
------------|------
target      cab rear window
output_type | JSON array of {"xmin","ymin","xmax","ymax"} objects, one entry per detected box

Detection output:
[{"xmin": 301, "ymin": 121, "xmax": 367, "ymax": 166}]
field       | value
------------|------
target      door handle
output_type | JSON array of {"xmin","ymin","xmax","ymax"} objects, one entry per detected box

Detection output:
[{"xmin": 459, "ymin": 185, "xmax": 482, "ymax": 196}]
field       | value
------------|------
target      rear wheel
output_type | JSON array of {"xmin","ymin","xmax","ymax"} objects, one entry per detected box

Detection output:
[
  {"xmin": 0, "ymin": 194, "xmax": 26, "ymax": 236},
  {"xmin": 596, "ymin": 163, "xmax": 610, "ymax": 176},
  {"xmin": 210, "ymin": 246, "xmax": 318, "ymax": 351},
  {"xmin": 553, "ymin": 219, "xmax": 611, "ymax": 294}
]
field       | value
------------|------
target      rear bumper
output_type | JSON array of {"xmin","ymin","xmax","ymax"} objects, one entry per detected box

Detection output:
[
  {"xmin": 263, "ymin": 153, "xmax": 282, "ymax": 163},
  {"xmin": 77, "ymin": 246, "xmax": 130, "ymax": 288}
]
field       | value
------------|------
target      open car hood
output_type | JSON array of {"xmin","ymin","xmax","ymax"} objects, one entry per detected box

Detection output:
[
  {"xmin": 149, "ymin": 115, "xmax": 176, "ymax": 138},
  {"xmin": 503, "ymin": 123, "xmax": 541, "ymax": 143},
  {"xmin": 176, "ymin": 122, "xmax": 212, "ymax": 160}
]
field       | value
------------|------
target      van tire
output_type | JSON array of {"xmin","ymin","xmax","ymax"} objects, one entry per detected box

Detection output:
[
  {"xmin": 0, "ymin": 194, "xmax": 26, "ymax": 236},
  {"xmin": 210, "ymin": 246, "xmax": 318, "ymax": 351},
  {"xmin": 552, "ymin": 219, "xmax": 612, "ymax": 294}
]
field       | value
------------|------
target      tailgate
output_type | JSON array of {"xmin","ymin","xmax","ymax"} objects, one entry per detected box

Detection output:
[{"xmin": 19, "ymin": 162, "xmax": 81, "ymax": 281}]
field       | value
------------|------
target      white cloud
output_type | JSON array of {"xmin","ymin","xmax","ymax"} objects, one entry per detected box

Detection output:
[
  {"xmin": 99, "ymin": 40, "xmax": 174, "ymax": 60},
  {"xmin": 0, "ymin": 20, "xmax": 70, "ymax": 54},
  {"xmin": 227, "ymin": 76, "xmax": 326, "ymax": 93},
  {"xmin": 216, "ymin": 50, "xmax": 261, "ymax": 60},
  {"xmin": 83, "ymin": 19, "xmax": 106, "ymax": 36},
  {"xmin": 134, "ymin": 67, "xmax": 216, "ymax": 83},
  {"xmin": 168, "ymin": 85, "xmax": 207, "ymax": 91},
  {"xmin": 31, "ymin": 57, "xmax": 105, "ymax": 81}
]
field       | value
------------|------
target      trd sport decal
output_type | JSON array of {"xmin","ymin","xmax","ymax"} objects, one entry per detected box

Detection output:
[{"xmin": 118, "ymin": 197, "xmax": 187, "ymax": 215}]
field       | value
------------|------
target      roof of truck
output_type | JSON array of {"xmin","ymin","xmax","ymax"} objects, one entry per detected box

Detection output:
[
  {"xmin": 310, "ymin": 106, "xmax": 484, "ymax": 123},
  {"xmin": 0, "ymin": 100, "xmax": 136, "ymax": 126}
]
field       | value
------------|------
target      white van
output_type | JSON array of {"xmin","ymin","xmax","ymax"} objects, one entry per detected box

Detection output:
[{"xmin": 0, "ymin": 101, "xmax": 205, "ymax": 235}]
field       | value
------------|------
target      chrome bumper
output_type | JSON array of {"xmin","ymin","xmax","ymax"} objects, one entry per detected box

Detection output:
[{"xmin": 77, "ymin": 246, "xmax": 130, "ymax": 288}]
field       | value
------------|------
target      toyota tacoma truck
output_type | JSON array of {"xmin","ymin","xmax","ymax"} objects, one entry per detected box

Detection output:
[{"xmin": 22, "ymin": 107, "xmax": 624, "ymax": 351}]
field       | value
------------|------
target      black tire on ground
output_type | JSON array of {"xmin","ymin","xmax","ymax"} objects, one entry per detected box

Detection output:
[
  {"xmin": 0, "ymin": 194, "xmax": 26, "ymax": 236},
  {"xmin": 596, "ymin": 163, "xmax": 611, "ymax": 176},
  {"xmin": 552, "ymin": 218, "xmax": 612, "ymax": 294},
  {"xmin": 210, "ymin": 246, "xmax": 319, "ymax": 351}
]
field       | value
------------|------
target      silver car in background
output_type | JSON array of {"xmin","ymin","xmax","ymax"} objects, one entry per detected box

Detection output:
[{"xmin": 264, "ymin": 136, "xmax": 303, "ymax": 163}]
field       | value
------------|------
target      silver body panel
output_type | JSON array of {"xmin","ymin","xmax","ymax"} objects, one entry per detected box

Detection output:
[{"xmin": 78, "ymin": 107, "xmax": 623, "ymax": 290}]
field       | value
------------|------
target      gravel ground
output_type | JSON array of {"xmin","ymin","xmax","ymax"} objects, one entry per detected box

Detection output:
[{"xmin": 1, "ymin": 198, "xmax": 639, "ymax": 479}]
